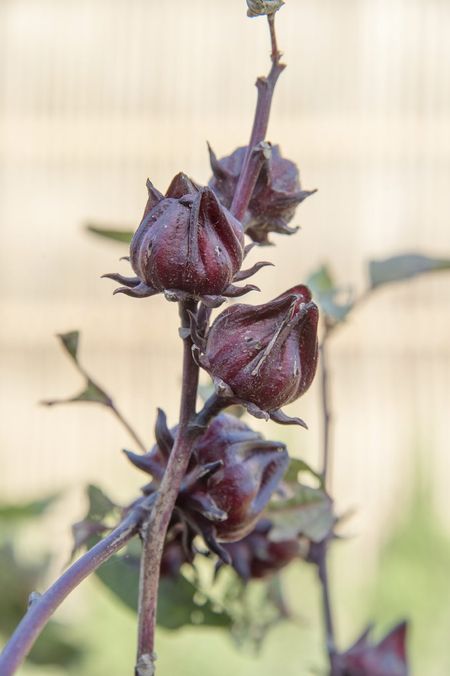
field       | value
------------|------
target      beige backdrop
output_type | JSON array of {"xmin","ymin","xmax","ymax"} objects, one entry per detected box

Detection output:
[{"xmin": 1, "ymin": 0, "xmax": 449, "ymax": 583}]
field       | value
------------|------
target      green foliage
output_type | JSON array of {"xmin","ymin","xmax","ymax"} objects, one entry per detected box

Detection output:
[
  {"xmin": 42, "ymin": 332, "xmax": 112, "ymax": 408},
  {"xmin": 86, "ymin": 224, "xmax": 134, "ymax": 244},
  {"xmin": 0, "ymin": 499, "xmax": 82, "ymax": 668},
  {"xmin": 369, "ymin": 253, "xmax": 450, "ymax": 289},
  {"xmin": 306, "ymin": 264, "xmax": 353, "ymax": 322},
  {"xmin": 94, "ymin": 544, "xmax": 232, "ymax": 630},
  {"xmin": 268, "ymin": 484, "xmax": 334, "ymax": 543}
]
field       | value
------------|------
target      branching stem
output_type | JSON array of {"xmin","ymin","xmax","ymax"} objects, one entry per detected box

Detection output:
[{"xmin": 0, "ymin": 493, "xmax": 156, "ymax": 676}]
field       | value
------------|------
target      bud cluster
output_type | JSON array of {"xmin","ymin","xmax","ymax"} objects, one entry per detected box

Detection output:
[{"xmin": 126, "ymin": 412, "xmax": 289, "ymax": 561}]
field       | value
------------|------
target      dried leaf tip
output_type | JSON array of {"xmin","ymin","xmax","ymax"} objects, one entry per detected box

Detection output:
[{"xmin": 246, "ymin": 0, "xmax": 285, "ymax": 18}]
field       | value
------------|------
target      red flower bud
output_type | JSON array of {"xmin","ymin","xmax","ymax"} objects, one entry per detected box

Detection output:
[
  {"xmin": 125, "ymin": 411, "xmax": 289, "ymax": 560},
  {"xmin": 222, "ymin": 518, "xmax": 299, "ymax": 581},
  {"xmin": 201, "ymin": 286, "xmax": 319, "ymax": 424},
  {"xmin": 339, "ymin": 622, "xmax": 409, "ymax": 676},
  {"xmin": 104, "ymin": 173, "xmax": 249, "ymax": 303},
  {"xmin": 209, "ymin": 145, "xmax": 316, "ymax": 244}
]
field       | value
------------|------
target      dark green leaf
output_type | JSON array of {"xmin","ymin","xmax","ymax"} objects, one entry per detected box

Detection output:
[
  {"xmin": 94, "ymin": 546, "xmax": 231, "ymax": 629},
  {"xmin": 57, "ymin": 331, "xmax": 80, "ymax": 362},
  {"xmin": 307, "ymin": 265, "xmax": 353, "ymax": 322},
  {"xmin": 28, "ymin": 622, "xmax": 82, "ymax": 667},
  {"xmin": 369, "ymin": 254, "xmax": 450, "ymax": 289},
  {"xmin": 0, "ymin": 495, "xmax": 58, "ymax": 522},
  {"xmin": 86, "ymin": 224, "xmax": 134, "ymax": 244},
  {"xmin": 268, "ymin": 484, "xmax": 334, "ymax": 543}
]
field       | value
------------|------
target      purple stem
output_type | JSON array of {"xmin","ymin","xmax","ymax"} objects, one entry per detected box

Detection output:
[
  {"xmin": 135, "ymin": 300, "xmax": 200, "ymax": 674},
  {"xmin": 230, "ymin": 13, "xmax": 285, "ymax": 222},
  {"xmin": 0, "ymin": 494, "xmax": 155, "ymax": 676},
  {"xmin": 317, "ymin": 328, "xmax": 339, "ymax": 674}
]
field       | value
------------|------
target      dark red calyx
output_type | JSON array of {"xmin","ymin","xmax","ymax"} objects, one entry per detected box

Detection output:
[
  {"xmin": 201, "ymin": 285, "xmax": 319, "ymax": 420},
  {"xmin": 338, "ymin": 622, "xmax": 409, "ymax": 676},
  {"xmin": 222, "ymin": 518, "xmax": 299, "ymax": 581},
  {"xmin": 124, "ymin": 412, "xmax": 289, "ymax": 559},
  {"xmin": 209, "ymin": 144, "xmax": 316, "ymax": 245},
  {"xmin": 105, "ymin": 172, "xmax": 245, "ymax": 301}
]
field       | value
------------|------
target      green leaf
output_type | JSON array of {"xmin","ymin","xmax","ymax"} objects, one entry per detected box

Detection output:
[
  {"xmin": 85, "ymin": 485, "xmax": 117, "ymax": 522},
  {"xmin": 43, "ymin": 380, "xmax": 111, "ymax": 408},
  {"xmin": 0, "ymin": 543, "xmax": 81, "ymax": 667},
  {"xmin": 0, "ymin": 495, "xmax": 58, "ymax": 523},
  {"xmin": 284, "ymin": 458, "xmax": 323, "ymax": 487},
  {"xmin": 71, "ymin": 380, "xmax": 111, "ymax": 406},
  {"xmin": 268, "ymin": 484, "xmax": 334, "ymax": 543},
  {"xmin": 86, "ymin": 224, "xmax": 134, "ymax": 244},
  {"xmin": 94, "ymin": 546, "xmax": 231, "ymax": 629},
  {"xmin": 369, "ymin": 254, "xmax": 450, "ymax": 289},
  {"xmin": 307, "ymin": 265, "xmax": 353, "ymax": 322},
  {"xmin": 57, "ymin": 331, "xmax": 80, "ymax": 362}
]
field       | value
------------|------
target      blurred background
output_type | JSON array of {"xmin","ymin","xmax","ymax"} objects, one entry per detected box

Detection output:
[{"xmin": 1, "ymin": 0, "xmax": 449, "ymax": 673}]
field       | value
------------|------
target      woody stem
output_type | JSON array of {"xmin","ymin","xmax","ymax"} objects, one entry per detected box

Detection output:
[{"xmin": 135, "ymin": 300, "xmax": 200, "ymax": 675}]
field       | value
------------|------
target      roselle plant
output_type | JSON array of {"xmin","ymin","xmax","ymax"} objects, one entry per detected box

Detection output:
[{"xmin": 2, "ymin": 2, "xmax": 450, "ymax": 674}]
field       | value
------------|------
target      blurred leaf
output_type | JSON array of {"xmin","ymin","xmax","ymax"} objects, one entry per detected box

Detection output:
[
  {"xmin": 85, "ymin": 485, "xmax": 117, "ymax": 522},
  {"xmin": 94, "ymin": 546, "xmax": 232, "ymax": 629},
  {"xmin": 0, "ymin": 543, "xmax": 81, "ymax": 667},
  {"xmin": 57, "ymin": 331, "xmax": 80, "ymax": 362},
  {"xmin": 70, "ymin": 380, "xmax": 111, "ymax": 406},
  {"xmin": 0, "ymin": 495, "xmax": 58, "ymax": 523},
  {"xmin": 86, "ymin": 224, "xmax": 134, "ymax": 244},
  {"xmin": 307, "ymin": 264, "xmax": 353, "ymax": 322},
  {"xmin": 70, "ymin": 485, "xmax": 117, "ymax": 559},
  {"xmin": 369, "ymin": 253, "xmax": 450, "ymax": 289},
  {"xmin": 43, "ymin": 380, "xmax": 111, "ymax": 408},
  {"xmin": 268, "ymin": 484, "xmax": 334, "ymax": 543},
  {"xmin": 28, "ymin": 621, "xmax": 82, "ymax": 667},
  {"xmin": 284, "ymin": 458, "xmax": 323, "ymax": 487}
]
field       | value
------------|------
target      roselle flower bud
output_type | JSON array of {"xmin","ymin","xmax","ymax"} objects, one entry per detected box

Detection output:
[
  {"xmin": 338, "ymin": 622, "xmax": 409, "ymax": 676},
  {"xmin": 125, "ymin": 411, "xmax": 289, "ymax": 561},
  {"xmin": 104, "ymin": 173, "xmax": 252, "ymax": 304},
  {"xmin": 200, "ymin": 286, "xmax": 319, "ymax": 424},
  {"xmin": 221, "ymin": 518, "xmax": 299, "ymax": 581},
  {"xmin": 160, "ymin": 522, "xmax": 195, "ymax": 578},
  {"xmin": 209, "ymin": 145, "xmax": 316, "ymax": 244},
  {"xmin": 246, "ymin": 0, "xmax": 285, "ymax": 18}
]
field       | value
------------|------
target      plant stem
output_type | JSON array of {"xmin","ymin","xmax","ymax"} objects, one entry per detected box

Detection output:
[
  {"xmin": 109, "ymin": 401, "xmax": 147, "ymax": 453},
  {"xmin": 317, "ymin": 327, "xmax": 339, "ymax": 675},
  {"xmin": 135, "ymin": 300, "xmax": 200, "ymax": 675},
  {"xmin": 230, "ymin": 13, "xmax": 285, "ymax": 222},
  {"xmin": 317, "ymin": 542, "xmax": 339, "ymax": 675},
  {"xmin": 320, "ymin": 328, "xmax": 332, "ymax": 487},
  {"xmin": 0, "ymin": 494, "xmax": 156, "ymax": 676}
]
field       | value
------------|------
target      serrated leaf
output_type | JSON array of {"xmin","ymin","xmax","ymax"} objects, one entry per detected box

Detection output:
[
  {"xmin": 57, "ymin": 331, "xmax": 80, "ymax": 362},
  {"xmin": 284, "ymin": 458, "xmax": 323, "ymax": 486},
  {"xmin": 307, "ymin": 265, "xmax": 353, "ymax": 322},
  {"xmin": 369, "ymin": 253, "xmax": 450, "ymax": 289},
  {"xmin": 0, "ymin": 495, "xmax": 58, "ymax": 522},
  {"xmin": 86, "ymin": 224, "xmax": 134, "ymax": 244},
  {"xmin": 268, "ymin": 484, "xmax": 334, "ymax": 543},
  {"xmin": 94, "ymin": 547, "xmax": 231, "ymax": 629}
]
